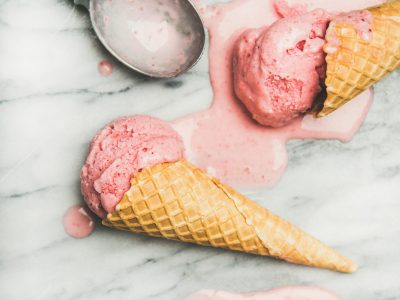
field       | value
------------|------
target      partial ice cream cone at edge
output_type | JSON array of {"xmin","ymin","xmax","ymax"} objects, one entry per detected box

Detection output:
[
  {"xmin": 103, "ymin": 160, "xmax": 356, "ymax": 273},
  {"xmin": 312, "ymin": 0, "xmax": 400, "ymax": 117}
]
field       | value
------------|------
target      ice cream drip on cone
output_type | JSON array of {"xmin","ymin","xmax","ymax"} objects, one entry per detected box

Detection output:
[
  {"xmin": 312, "ymin": 0, "xmax": 400, "ymax": 117},
  {"xmin": 103, "ymin": 160, "xmax": 356, "ymax": 273}
]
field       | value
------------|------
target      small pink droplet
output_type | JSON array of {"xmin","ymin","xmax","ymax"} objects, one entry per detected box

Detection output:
[
  {"xmin": 63, "ymin": 205, "xmax": 95, "ymax": 238},
  {"xmin": 98, "ymin": 60, "xmax": 113, "ymax": 77}
]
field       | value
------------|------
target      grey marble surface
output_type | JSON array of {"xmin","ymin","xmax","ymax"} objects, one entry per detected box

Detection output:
[{"xmin": 1, "ymin": 1, "xmax": 399, "ymax": 299}]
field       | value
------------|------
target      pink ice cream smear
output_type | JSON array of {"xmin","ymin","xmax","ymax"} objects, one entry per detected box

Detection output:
[
  {"xmin": 187, "ymin": 286, "xmax": 341, "ymax": 300},
  {"xmin": 233, "ymin": 9, "xmax": 331, "ymax": 127},
  {"xmin": 325, "ymin": 10, "xmax": 373, "ymax": 53},
  {"xmin": 63, "ymin": 205, "xmax": 95, "ymax": 238},
  {"xmin": 81, "ymin": 116, "xmax": 185, "ymax": 218}
]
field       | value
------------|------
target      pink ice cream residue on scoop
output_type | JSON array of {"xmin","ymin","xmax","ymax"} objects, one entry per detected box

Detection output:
[
  {"xmin": 233, "ymin": 9, "xmax": 331, "ymax": 128},
  {"xmin": 81, "ymin": 115, "xmax": 185, "ymax": 218}
]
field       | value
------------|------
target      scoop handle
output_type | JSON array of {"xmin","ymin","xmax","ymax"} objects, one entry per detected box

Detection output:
[{"xmin": 74, "ymin": 0, "xmax": 89, "ymax": 10}]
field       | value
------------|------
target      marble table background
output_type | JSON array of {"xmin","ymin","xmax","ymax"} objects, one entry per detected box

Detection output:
[{"xmin": 1, "ymin": 0, "xmax": 399, "ymax": 299}]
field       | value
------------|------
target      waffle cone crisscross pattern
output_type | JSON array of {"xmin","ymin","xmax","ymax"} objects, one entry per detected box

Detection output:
[
  {"xmin": 103, "ymin": 160, "xmax": 356, "ymax": 272},
  {"xmin": 314, "ymin": 0, "xmax": 400, "ymax": 117}
]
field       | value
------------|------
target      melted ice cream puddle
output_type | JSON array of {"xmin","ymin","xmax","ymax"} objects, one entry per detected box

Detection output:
[
  {"xmin": 172, "ymin": 0, "xmax": 382, "ymax": 188},
  {"xmin": 63, "ymin": 205, "xmax": 95, "ymax": 238}
]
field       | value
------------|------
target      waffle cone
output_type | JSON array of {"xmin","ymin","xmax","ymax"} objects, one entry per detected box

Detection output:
[
  {"xmin": 313, "ymin": 0, "xmax": 400, "ymax": 117},
  {"xmin": 103, "ymin": 160, "xmax": 356, "ymax": 272}
]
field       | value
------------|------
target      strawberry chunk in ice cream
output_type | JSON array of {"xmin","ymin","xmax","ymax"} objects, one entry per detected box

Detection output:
[
  {"xmin": 233, "ymin": 9, "xmax": 331, "ymax": 127},
  {"xmin": 81, "ymin": 115, "xmax": 185, "ymax": 218}
]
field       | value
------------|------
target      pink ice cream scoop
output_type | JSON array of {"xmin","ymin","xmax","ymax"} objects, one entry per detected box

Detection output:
[
  {"xmin": 80, "ymin": 115, "xmax": 185, "ymax": 218},
  {"xmin": 233, "ymin": 9, "xmax": 331, "ymax": 127}
]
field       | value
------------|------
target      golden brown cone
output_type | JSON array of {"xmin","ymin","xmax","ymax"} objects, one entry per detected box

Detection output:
[
  {"xmin": 312, "ymin": 0, "xmax": 400, "ymax": 117},
  {"xmin": 103, "ymin": 160, "xmax": 357, "ymax": 273}
]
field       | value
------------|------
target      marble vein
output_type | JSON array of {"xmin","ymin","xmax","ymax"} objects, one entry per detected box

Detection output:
[{"xmin": 0, "ymin": 1, "xmax": 399, "ymax": 300}]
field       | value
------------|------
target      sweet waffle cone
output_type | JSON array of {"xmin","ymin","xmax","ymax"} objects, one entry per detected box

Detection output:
[
  {"xmin": 103, "ymin": 160, "xmax": 356, "ymax": 272},
  {"xmin": 313, "ymin": 0, "xmax": 400, "ymax": 117}
]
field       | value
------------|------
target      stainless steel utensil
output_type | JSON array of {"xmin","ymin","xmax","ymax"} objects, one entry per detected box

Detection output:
[{"xmin": 75, "ymin": 0, "xmax": 206, "ymax": 78}]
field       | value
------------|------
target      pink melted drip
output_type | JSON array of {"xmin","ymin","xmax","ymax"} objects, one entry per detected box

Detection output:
[
  {"xmin": 172, "ymin": 0, "xmax": 382, "ymax": 189},
  {"xmin": 63, "ymin": 205, "xmax": 95, "ymax": 238},
  {"xmin": 98, "ymin": 60, "xmax": 113, "ymax": 76},
  {"xmin": 187, "ymin": 286, "xmax": 340, "ymax": 300}
]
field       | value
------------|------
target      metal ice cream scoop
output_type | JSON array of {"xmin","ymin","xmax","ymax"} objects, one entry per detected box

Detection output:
[{"xmin": 75, "ymin": 0, "xmax": 206, "ymax": 78}]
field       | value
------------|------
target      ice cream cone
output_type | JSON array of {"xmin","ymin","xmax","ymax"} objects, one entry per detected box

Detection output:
[
  {"xmin": 103, "ymin": 160, "xmax": 356, "ymax": 273},
  {"xmin": 313, "ymin": 0, "xmax": 400, "ymax": 117}
]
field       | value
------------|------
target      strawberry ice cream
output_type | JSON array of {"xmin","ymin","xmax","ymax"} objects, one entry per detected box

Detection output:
[
  {"xmin": 233, "ymin": 9, "xmax": 331, "ymax": 127},
  {"xmin": 81, "ymin": 115, "xmax": 185, "ymax": 218}
]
